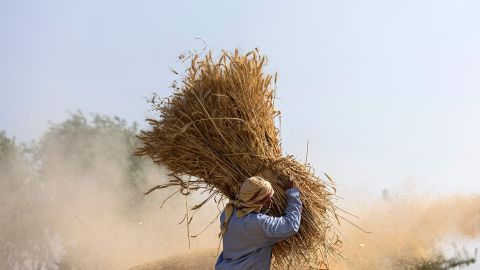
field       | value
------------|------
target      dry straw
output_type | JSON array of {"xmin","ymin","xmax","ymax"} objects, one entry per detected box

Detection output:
[{"xmin": 136, "ymin": 49, "xmax": 342, "ymax": 269}]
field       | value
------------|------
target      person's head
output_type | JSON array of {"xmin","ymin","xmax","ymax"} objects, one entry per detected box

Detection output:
[
  {"xmin": 259, "ymin": 193, "xmax": 273, "ymax": 213},
  {"xmin": 238, "ymin": 176, "xmax": 274, "ymax": 214},
  {"xmin": 219, "ymin": 176, "xmax": 275, "ymax": 238}
]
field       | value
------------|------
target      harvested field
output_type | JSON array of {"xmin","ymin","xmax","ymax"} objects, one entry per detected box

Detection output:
[{"xmin": 130, "ymin": 249, "xmax": 217, "ymax": 270}]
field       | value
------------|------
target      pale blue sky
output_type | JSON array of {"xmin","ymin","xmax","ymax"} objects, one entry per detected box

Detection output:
[{"xmin": 1, "ymin": 0, "xmax": 480, "ymax": 196}]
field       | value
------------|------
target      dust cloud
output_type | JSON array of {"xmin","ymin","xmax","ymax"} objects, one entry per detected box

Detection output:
[
  {"xmin": 333, "ymin": 191, "xmax": 480, "ymax": 269},
  {"xmin": 2, "ymin": 113, "xmax": 479, "ymax": 269},
  {"xmin": 0, "ymin": 113, "xmax": 218, "ymax": 270},
  {"xmin": 132, "ymin": 192, "xmax": 480, "ymax": 270}
]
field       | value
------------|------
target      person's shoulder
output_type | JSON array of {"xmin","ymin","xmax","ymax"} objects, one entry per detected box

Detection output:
[
  {"xmin": 219, "ymin": 210, "xmax": 225, "ymax": 223},
  {"xmin": 243, "ymin": 211, "xmax": 262, "ymax": 220},
  {"xmin": 243, "ymin": 212, "xmax": 270, "ymax": 225},
  {"xmin": 242, "ymin": 212, "xmax": 270, "ymax": 232}
]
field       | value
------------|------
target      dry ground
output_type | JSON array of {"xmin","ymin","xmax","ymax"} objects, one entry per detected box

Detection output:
[{"xmin": 130, "ymin": 249, "xmax": 217, "ymax": 270}]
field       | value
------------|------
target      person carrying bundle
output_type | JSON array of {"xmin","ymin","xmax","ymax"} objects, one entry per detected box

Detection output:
[
  {"xmin": 137, "ymin": 50, "xmax": 340, "ymax": 268},
  {"xmin": 215, "ymin": 175, "xmax": 302, "ymax": 270}
]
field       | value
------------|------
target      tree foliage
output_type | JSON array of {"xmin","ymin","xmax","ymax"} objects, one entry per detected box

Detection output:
[
  {"xmin": 0, "ymin": 111, "xmax": 149, "ymax": 270},
  {"xmin": 1, "ymin": 112, "xmax": 477, "ymax": 269},
  {"xmin": 397, "ymin": 250, "xmax": 477, "ymax": 270}
]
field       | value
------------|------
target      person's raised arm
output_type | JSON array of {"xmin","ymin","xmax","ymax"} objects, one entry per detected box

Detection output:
[{"xmin": 257, "ymin": 175, "xmax": 302, "ymax": 245}]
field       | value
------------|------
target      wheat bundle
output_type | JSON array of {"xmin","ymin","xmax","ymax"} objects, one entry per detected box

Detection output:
[{"xmin": 136, "ymin": 49, "xmax": 341, "ymax": 268}]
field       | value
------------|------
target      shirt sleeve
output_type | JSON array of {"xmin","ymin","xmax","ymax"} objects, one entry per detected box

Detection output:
[{"xmin": 256, "ymin": 188, "xmax": 302, "ymax": 245}]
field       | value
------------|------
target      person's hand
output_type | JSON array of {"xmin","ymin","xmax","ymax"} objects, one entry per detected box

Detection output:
[{"xmin": 283, "ymin": 175, "xmax": 295, "ymax": 190}]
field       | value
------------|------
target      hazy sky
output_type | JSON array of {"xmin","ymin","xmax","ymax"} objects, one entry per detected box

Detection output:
[{"xmin": 1, "ymin": 0, "xmax": 480, "ymax": 196}]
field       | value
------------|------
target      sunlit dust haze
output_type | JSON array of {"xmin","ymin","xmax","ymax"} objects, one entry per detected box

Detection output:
[
  {"xmin": 1, "ymin": 113, "xmax": 479, "ymax": 269},
  {"xmin": 333, "ymin": 192, "xmax": 480, "ymax": 269},
  {"xmin": 131, "ymin": 191, "xmax": 480, "ymax": 270},
  {"xmin": 0, "ymin": 112, "xmax": 218, "ymax": 270}
]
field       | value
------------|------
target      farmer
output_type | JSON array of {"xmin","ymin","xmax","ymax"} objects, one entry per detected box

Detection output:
[{"xmin": 215, "ymin": 175, "xmax": 302, "ymax": 270}]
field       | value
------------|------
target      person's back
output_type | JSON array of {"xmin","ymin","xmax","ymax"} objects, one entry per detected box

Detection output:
[{"xmin": 215, "ymin": 176, "xmax": 302, "ymax": 270}]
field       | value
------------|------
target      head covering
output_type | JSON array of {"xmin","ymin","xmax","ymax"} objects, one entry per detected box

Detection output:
[{"xmin": 219, "ymin": 176, "xmax": 274, "ymax": 238}]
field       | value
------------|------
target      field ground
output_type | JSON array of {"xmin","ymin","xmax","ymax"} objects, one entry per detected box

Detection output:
[{"xmin": 130, "ymin": 249, "xmax": 217, "ymax": 270}]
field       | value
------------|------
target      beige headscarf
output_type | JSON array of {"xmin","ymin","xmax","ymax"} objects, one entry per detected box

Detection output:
[{"xmin": 219, "ymin": 176, "xmax": 274, "ymax": 238}]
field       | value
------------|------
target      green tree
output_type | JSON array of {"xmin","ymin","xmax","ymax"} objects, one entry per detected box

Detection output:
[
  {"xmin": 397, "ymin": 250, "xmax": 477, "ymax": 270},
  {"xmin": 33, "ymin": 111, "xmax": 148, "ymax": 205},
  {"xmin": 1, "ymin": 111, "xmax": 153, "ymax": 269},
  {"xmin": 0, "ymin": 131, "xmax": 60, "ymax": 269}
]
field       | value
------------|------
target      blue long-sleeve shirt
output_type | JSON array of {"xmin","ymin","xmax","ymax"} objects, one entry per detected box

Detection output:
[{"xmin": 215, "ymin": 188, "xmax": 302, "ymax": 270}]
